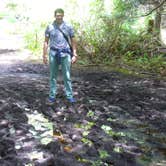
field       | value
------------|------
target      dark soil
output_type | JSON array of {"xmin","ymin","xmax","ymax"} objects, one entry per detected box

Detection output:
[{"xmin": 0, "ymin": 48, "xmax": 166, "ymax": 166}]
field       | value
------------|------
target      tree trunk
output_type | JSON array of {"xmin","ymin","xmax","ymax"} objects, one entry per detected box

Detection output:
[
  {"xmin": 153, "ymin": 1, "xmax": 165, "ymax": 46},
  {"xmin": 154, "ymin": 10, "xmax": 161, "ymax": 30}
]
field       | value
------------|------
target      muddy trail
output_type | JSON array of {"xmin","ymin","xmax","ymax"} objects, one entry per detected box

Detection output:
[{"xmin": 0, "ymin": 38, "xmax": 166, "ymax": 166}]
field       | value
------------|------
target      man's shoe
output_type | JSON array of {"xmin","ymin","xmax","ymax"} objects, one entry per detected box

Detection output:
[
  {"xmin": 46, "ymin": 97, "xmax": 55, "ymax": 105},
  {"xmin": 67, "ymin": 98, "xmax": 76, "ymax": 103}
]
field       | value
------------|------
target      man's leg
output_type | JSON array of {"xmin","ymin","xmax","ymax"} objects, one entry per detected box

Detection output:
[
  {"xmin": 49, "ymin": 54, "xmax": 59, "ymax": 99},
  {"xmin": 61, "ymin": 55, "xmax": 73, "ymax": 99}
]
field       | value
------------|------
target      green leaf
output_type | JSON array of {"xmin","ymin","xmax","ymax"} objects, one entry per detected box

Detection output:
[
  {"xmin": 113, "ymin": 146, "xmax": 123, "ymax": 153},
  {"xmin": 99, "ymin": 150, "xmax": 109, "ymax": 159},
  {"xmin": 81, "ymin": 138, "xmax": 93, "ymax": 146}
]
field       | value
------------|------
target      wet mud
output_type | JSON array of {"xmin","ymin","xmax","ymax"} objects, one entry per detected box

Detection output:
[{"xmin": 0, "ymin": 50, "xmax": 166, "ymax": 166}]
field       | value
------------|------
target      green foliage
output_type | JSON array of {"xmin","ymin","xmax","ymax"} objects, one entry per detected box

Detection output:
[
  {"xmin": 121, "ymin": 53, "xmax": 166, "ymax": 74},
  {"xmin": 24, "ymin": 22, "xmax": 47, "ymax": 55},
  {"xmin": 91, "ymin": 160, "xmax": 109, "ymax": 166},
  {"xmin": 87, "ymin": 110, "xmax": 95, "ymax": 118},
  {"xmin": 98, "ymin": 150, "xmax": 109, "ymax": 159},
  {"xmin": 101, "ymin": 125, "xmax": 125, "ymax": 137},
  {"xmin": 20, "ymin": 0, "xmax": 166, "ymax": 76},
  {"xmin": 113, "ymin": 146, "xmax": 123, "ymax": 153},
  {"xmin": 0, "ymin": 12, "xmax": 8, "ymax": 19},
  {"xmin": 24, "ymin": 32, "xmax": 41, "ymax": 54},
  {"xmin": 76, "ymin": 0, "xmax": 147, "ymax": 63},
  {"xmin": 6, "ymin": 2, "xmax": 18, "ymax": 11},
  {"xmin": 75, "ymin": 0, "xmax": 165, "ymax": 76},
  {"xmin": 75, "ymin": 121, "xmax": 94, "ymax": 130},
  {"xmin": 81, "ymin": 138, "xmax": 93, "ymax": 146}
]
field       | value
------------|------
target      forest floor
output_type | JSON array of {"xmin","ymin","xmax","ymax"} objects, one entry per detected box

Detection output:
[{"xmin": 0, "ymin": 29, "xmax": 166, "ymax": 166}]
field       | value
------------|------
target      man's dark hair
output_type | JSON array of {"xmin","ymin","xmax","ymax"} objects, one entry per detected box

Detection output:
[{"xmin": 54, "ymin": 8, "xmax": 64, "ymax": 16}]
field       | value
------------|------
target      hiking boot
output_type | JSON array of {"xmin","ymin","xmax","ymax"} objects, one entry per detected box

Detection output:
[
  {"xmin": 67, "ymin": 98, "xmax": 76, "ymax": 103},
  {"xmin": 46, "ymin": 97, "xmax": 55, "ymax": 105}
]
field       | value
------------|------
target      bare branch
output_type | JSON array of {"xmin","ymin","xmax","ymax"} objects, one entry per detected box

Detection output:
[
  {"xmin": 140, "ymin": 0, "xmax": 166, "ymax": 17},
  {"xmin": 132, "ymin": 0, "xmax": 166, "ymax": 18}
]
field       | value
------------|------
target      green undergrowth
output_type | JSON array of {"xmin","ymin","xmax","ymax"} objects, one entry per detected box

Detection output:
[
  {"xmin": 73, "ymin": 54, "xmax": 166, "ymax": 79},
  {"xmin": 111, "ymin": 54, "xmax": 166, "ymax": 78}
]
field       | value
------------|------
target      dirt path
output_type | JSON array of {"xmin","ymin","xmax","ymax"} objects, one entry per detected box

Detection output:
[{"xmin": 0, "ymin": 31, "xmax": 166, "ymax": 166}]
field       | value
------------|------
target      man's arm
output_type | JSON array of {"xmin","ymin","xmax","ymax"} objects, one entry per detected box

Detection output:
[
  {"xmin": 43, "ymin": 37, "xmax": 49, "ymax": 64},
  {"xmin": 71, "ymin": 37, "xmax": 78, "ymax": 63}
]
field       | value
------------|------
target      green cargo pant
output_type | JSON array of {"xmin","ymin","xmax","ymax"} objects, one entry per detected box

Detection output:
[{"xmin": 49, "ymin": 53, "xmax": 73, "ymax": 99}]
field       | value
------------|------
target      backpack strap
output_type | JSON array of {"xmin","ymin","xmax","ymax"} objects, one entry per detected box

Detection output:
[{"xmin": 56, "ymin": 25, "xmax": 73, "ymax": 57}]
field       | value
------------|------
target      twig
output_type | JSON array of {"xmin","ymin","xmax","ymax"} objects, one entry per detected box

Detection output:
[{"xmin": 134, "ymin": 0, "xmax": 166, "ymax": 18}]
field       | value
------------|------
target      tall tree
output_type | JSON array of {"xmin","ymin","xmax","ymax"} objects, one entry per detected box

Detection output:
[{"xmin": 139, "ymin": 0, "xmax": 166, "ymax": 32}]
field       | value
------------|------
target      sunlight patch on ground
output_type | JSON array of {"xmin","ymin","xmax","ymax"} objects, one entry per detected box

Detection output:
[
  {"xmin": 27, "ymin": 151, "xmax": 44, "ymax": 161},
  {"xmin": 0, "ymin": 19, "xmax": 25, "ymax": 48},
  {"xmin": 0, "ymin": 50, "xmax": 31, "ymax": 64},
  {"xmin": 0, "ymin": 19, "xmax": 32, "ymax": 65},
  {"xmin": 0, "ymin": 52, "xmax": 29, "ymax": 64},
  {"xmin": 26, "ymin": 110, "xmax": 53, "ymax": 145}
]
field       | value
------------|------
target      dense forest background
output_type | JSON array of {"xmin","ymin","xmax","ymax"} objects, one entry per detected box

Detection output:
[{"xmin": 0, "ymin": 0, "xmax": 166, "ymax": 75}]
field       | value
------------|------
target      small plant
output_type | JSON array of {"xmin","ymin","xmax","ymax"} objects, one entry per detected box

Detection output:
[
  {"xmin": 91, "ymin": 160, "xmax": 109, "ymax": 166},
  {"xmin": 107, "ymin": 117, "xmax": 116, "ymax": 122},
  {"xmin": 6, "ymin": 2, "xmax": 18, "ymax": 10},
  {"xmin": 101, "ymin": 125, "xmax": 126, "ymax": 137},
  {"xmin": 87, "ymin": 110, "xmax": 95, "ymax": 118},
  {"xmin": 24, "ymin": 30, "xmax": 42, "ymax": 54},
  {"xmin": 113, "ymin": 146, "xmax": 123, "ymax": 153},
  {"xmin": 75, "ymin": 121, "xmax": 94, "ymax": 130},
  {"xmin": 99, "ymin": 150, "xmax": 109, "ymax": 159},
  {"xmin": 81, "ymin": 138, "xmax": 93, "ymax": 146}
]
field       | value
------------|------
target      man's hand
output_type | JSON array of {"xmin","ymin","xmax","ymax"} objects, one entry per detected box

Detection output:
[
  {"xmin": 71, "ymin": 37, "xmax": 78, "ymax": 64},
  {"xmin": 71, "ymin": 50, "xmax": 78, "ymax": 63},
  {"xmin": 43, "ymin": 37, "xmax": 49, "ymax": 64},
  {"xmin": 43, "ymin": 55, "xmax": 48, "ymax": 64},
  {"xmin": 71, "ymin": 54, "xmax": 78, "ymax": 64}
]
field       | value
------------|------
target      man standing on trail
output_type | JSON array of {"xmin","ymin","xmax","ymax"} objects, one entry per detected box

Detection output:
[{"xmin": 43, "ymin": 8, "xmax": 78, "ymax": 105}]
